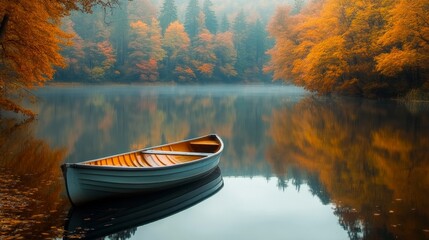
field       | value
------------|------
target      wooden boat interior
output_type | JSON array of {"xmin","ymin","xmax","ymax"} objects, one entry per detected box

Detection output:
[{"xmin": 84, "ymin": 136, "xmax": 221, "ymax": 168}]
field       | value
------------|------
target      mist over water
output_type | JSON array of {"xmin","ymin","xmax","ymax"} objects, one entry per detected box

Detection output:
[{"xmin": 1, "ymin": 85, "xmax": 429, "ymax": 239}]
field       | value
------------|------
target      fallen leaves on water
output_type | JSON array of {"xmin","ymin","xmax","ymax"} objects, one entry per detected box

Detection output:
[
  {"xmin": 0, "ymin": 172, "xmax": 67, "ymax": 239},
  {"xmin": 31, "ymin": 214, "xmax": 46, "ymax": 219}
]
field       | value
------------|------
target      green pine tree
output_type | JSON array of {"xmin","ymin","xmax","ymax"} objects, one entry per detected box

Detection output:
[
  {"xmin": 159, "ymin": 0, "xmax": 178, "ymax": 34},
  {"xmin": 232, "ymin": 11, "xmax": 248, "ymax": 77},
  {"xmin": 184, "ymin": 0, "xmax": 201, "ymax": 39},
  {"xmin": 220, "ymin": 14, "xmax": 230, "ymax": 32},
  {"xmin": 203, "ymin": 0, "xmax": 217, "ymax": 34}
]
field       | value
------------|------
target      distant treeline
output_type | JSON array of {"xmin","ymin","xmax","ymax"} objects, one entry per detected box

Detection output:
[{"xmin": 55, "ymin": 0, "xmax": 277, "ymax": 83}]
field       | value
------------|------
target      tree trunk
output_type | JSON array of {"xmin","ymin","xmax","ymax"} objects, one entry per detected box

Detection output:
[{"xmin": 0, "ymin": 14, "xmax": 10, "ymax": 42}]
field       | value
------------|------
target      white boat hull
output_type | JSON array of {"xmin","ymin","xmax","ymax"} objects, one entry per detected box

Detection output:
[
  {"xmin": 64, "ymin": 167, "xmax": 223, "ymax": 239},
  {"xmin": 61, "ymin": 134, "xmax": 223, "ymax": 205}
]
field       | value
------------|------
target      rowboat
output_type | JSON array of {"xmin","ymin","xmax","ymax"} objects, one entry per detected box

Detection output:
[
  {"xmin": 64, "ymin": 167, "xmax": 223, "ymax": 239},
  {"xmin": 61, "ymin": 134, "xmax": 224, "ymax": 205}
]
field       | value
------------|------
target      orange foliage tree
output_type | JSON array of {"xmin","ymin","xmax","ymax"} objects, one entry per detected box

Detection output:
[
  {"xmin": 128, "ymin": 18, "xmax": 165, "ymax": 82},
  {"xmin": 213, "ymin": 32, "xmax": 237, "ymax": 79},
  {"xmin": 266, "ymin": 0, "xmax": 429, "ymax": 97},
  {"xmin": 0, "ymin": 0, "xmax": 120, "ymax": 118},
  {"xmin": 58, "ymin": 17, "xmax": 86, "ymax": 80},
  {"xmin": 161, "ymin": 21, "xmax": 192, "ymax": 81},
  {"xmin": 81, "ymin": 19, "xmax": 116, "ymax": 81},
  {"xmin": 376, "ymin": 0, "xmax": 429, "ymax": 89},
  {"xmin": 191, "ymin": 29, "xmax": 217, "ymax": 79}
]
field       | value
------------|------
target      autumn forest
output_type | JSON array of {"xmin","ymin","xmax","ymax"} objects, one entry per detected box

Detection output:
[
  {"xmin": 1, "ymin": 1, "xmax": 429, "ymax": 238},
  {"xmin": 266, "ymin": 0, "xmax": 429, "ymax": 97},
  {"xmin": 0, "ymin": 0, "xmax": 428, "ymax": 116},
  {"xmin": 56, "ymin": 0, "xmax": 273, "ymax": 84}
]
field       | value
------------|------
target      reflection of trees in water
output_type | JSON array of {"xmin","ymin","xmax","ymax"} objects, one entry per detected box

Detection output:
[
  {"xmin": 108, "ymin": 228, "xmax": 137, "ymax": 240},
  {"xmin": 26, "ymin": 88, "xmax": 429, "ymax": 238},
  {"xmin": 35, "ymin": 88, "xmax": 291, "ymax": 177},
  {"xmin": 307, "ymin": 172, "xmax": 330, "ymax": 205},
  {"xmin": 0, "ymin": 119, "xmax": 68, "ymax": 239},
  {"xmin": 266, "ymin": 97, "xmax": 429, "ymax": 240}
]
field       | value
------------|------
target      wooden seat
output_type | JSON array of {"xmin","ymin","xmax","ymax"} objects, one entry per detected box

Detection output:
[
  {"xmin": 189, "ymin": 139, "xmax": 220, "ymax": 153},
  {"xmin": 190, "ymin": 140, "xmax": 219, "ymax": 146}
]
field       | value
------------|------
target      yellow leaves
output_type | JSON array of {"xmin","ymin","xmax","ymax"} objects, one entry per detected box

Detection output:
[
  {"xmin": 130, "ymin": 20, "xmax": 149, "ymax": 33},
  {"xmin": 0, "ymin": 119, "xmax": 68, "ymax": 239},
  {"xmin": 197, "ymin": 63, "xmax": 214, "ymax": 75},
  {"xmin": 375, "ymin": 48, "xmax": 417, "ymax": 76},
  {"xmin": 136, "ymin": 58, "xmax": 159, "ymax": 81},
  {"xmin": 128, "ymin": 18, "xmax": 165, "ymax": 81},
  {"xmin": 1, "ymin": 1, "xmax": 68, "ymax": 83},
  {"xmin": 267, "ymin": 0, "xmax": 428, "ymax": 96},
  {"xmin": 265, "ymin": 97, "xmax": 429, "ymax": 239},
  {"xmin": 1, "ymin": 1, "xmax": 127, "ymax": 114},
  {"xmin": 0, "ymin": 98, "xmax": 35, "ymax": 118},
  {"xmin": 376, "ymin": 0, "xmax": 429, "ymax": 76},
  {"xmin": 214, "ymin": 32, "xmax": 235, "ymax": 58},
  {"xmin": 337, "ymin": 78, "xmax": 360, "ymax": 94},
  {"xmin": 199, "ymin": 29, "xmax": 214, "ymax": 43},
  {"xmin": 190, "ymin": 29, "xmax": 218, "ymax": 78},
  {"xmin": 372, "ymin": 127, "xmax": 412, "ymax": 153},
  {"xmin": 175, "ymin": 66, "xmax": 196, "ymax": 81},
  {"xmin": 380, "ymin": 0, "xmax": 429, "ymax": 46},
  {"xmin": 299, "ymin": 36, "xmax": 348, "ymax": 92},
  {"xmin": 148, "ymin": 18, "xmax": 166, "ymax": 62},
  {"xmin": 264, "ymin": 38, "xmax": 295, "ymax": 81},
  {"xmin": 97, "ymin": 40, "xmax": 116, "ymax": 69},
  {"xmin": 0, "ymin": 1, "xmax": 77, "ymax": 116},
  {"xmin": 163, "ymin": 21, "xmax": 190, "ymax": 58},
  {"xmin": 267, "ymin": 5, "xmax": 292, "ymax": 38},
  {"xmin": 266, "ymin": 1, "xmax": 346, "ymax": 87}
]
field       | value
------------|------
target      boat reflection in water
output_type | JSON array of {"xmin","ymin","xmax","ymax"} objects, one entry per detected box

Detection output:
[{"xmin": 63, "ymin": 167, "xmax": 223, "ymax": 239}]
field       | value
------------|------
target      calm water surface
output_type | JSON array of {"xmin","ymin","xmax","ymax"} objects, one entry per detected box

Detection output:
[{"xmin": 1, "ymin": 85, "xmax": 429, "ymax": 239}]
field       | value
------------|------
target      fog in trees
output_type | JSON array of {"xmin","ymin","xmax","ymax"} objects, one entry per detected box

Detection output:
[{"xmin": 55, "ymin": 0, "xmax": 278, "ymax": 83}]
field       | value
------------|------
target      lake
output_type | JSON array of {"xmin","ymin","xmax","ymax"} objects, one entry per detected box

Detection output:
[{"xmin": 1, "ymin": 85, "xmax": 429, "ymax": 239}]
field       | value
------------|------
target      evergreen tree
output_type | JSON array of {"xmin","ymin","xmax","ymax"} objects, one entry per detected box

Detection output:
[
  {"xmin": 252, "ymin": 19, "xmax": 267, "ymax": 75},
  {"xmin": 232, "ymin": 11, "xmax": 248, "ymax": 77},
  {"xmin": 111, "ymin": 0, "xmax": 129, "ymax": 68},
  {"xmin": 214, "ymin": 32, "xmax": 237, "ymax": 81},
  {"xmin": 159, "ymin": 0, "xmax": 178, "ymax": 34},
  {"xmin": 203, "ymin": 0, "xmax": 217, "ymax": 34},
  {"xmin": 220, "ymin": 14, "xmax": 230, "ymax": 32},
  {"xmin": 184, "ymin": 0, "xmax": 201, "ymax": 39},
  {"xmin": 239, "ymin": 19, "xmax": 270, "ymax": 81}
]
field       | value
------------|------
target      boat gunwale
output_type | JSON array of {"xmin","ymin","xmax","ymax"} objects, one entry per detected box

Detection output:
[{"xmin": 62, "ymin": 134, "xmax": 224, "ymax": 171}]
